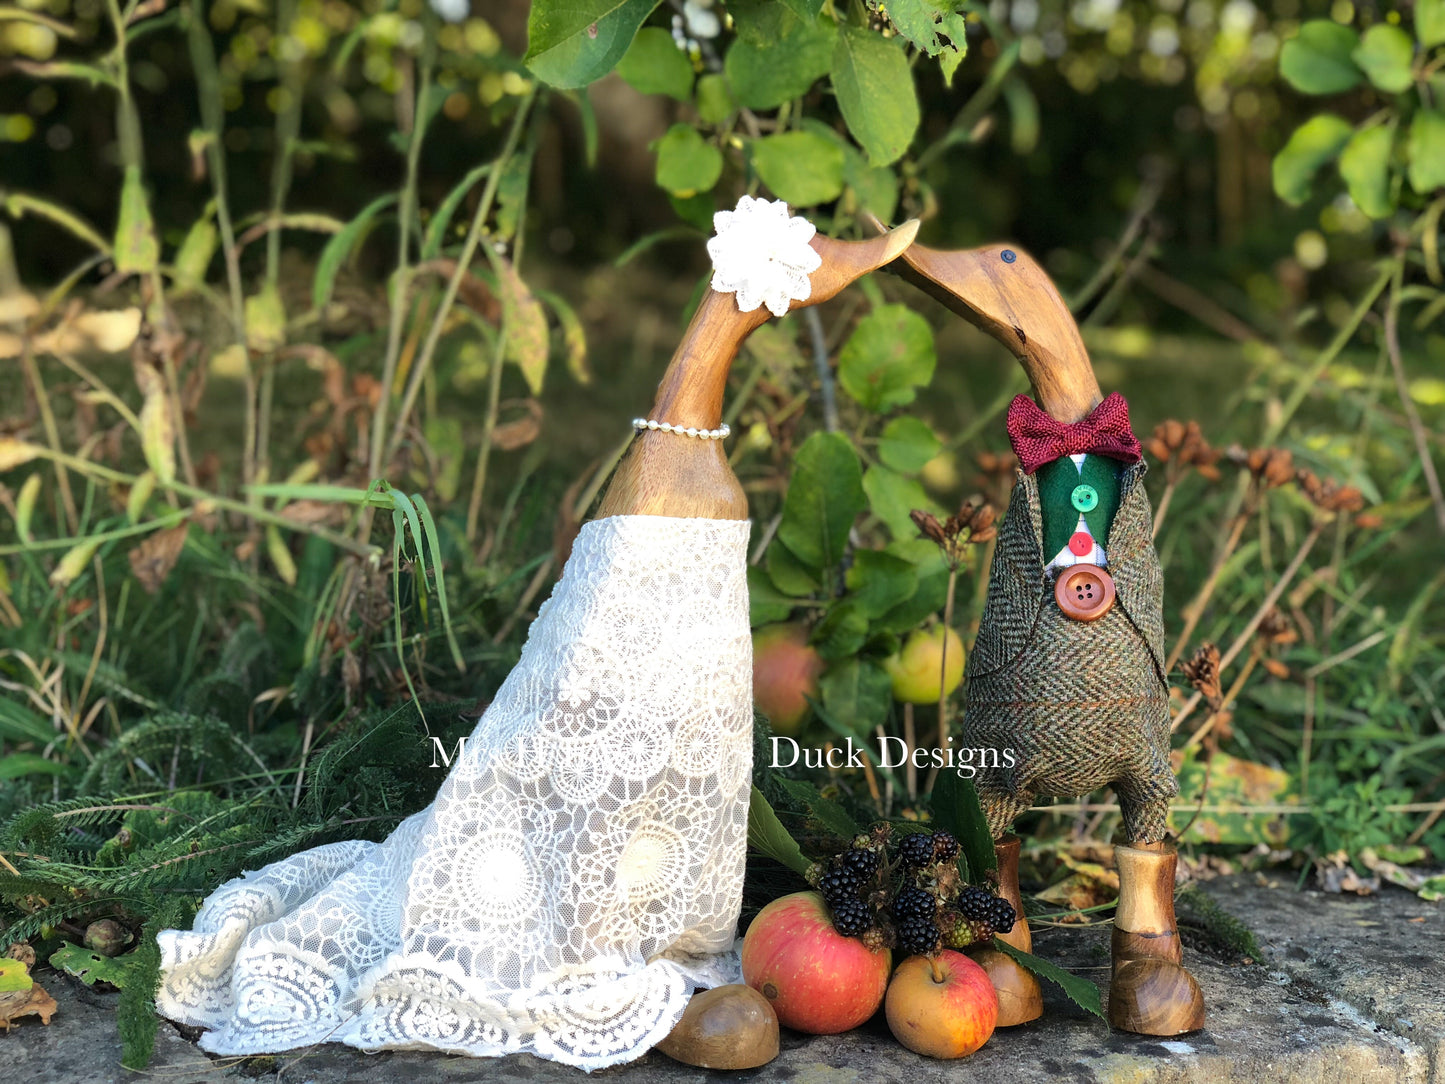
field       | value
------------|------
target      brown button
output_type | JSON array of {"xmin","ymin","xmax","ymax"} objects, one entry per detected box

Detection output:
[{"xmin": 1054, "ymin": 563, "xmax": 1116, "ymax": 622}]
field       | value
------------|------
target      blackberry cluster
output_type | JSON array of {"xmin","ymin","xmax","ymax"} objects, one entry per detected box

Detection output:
[
  {"xmin": 818, "ymin": 843, "xmax": 882, "ymax": 939},
  {"xmin": 957, "ymin": 885, "xmax": 1017, "ymax": 935},
  {"xmin": 895, "ymin": 830, "xmax": 961, "ymax": 869},
  {"xmin": 896, "ymin": 832, "xmax": 937, "ymax": 868},
  {"xmin": 892, "ymin": 886, "xmax": 941, "ymax": 957},
  {"xmin": 829, "ymin": 897, "xmax": 870, "ymax": 937}
]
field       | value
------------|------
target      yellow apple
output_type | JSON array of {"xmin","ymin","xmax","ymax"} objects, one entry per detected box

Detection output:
[{"xmin": 884, "ymin": 625, "xmax": 965, "ymax": 704}]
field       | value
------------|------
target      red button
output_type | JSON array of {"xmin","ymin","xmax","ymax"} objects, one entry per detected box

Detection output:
[{"xmin": 1068, "ymin": 531, "xmax": 1094, "ymax": 556}]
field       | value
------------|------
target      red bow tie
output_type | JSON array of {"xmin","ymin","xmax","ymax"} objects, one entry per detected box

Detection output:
[{"xmin": 1005, "ymin": 392, "xmax": 1142, "ymax": 475}]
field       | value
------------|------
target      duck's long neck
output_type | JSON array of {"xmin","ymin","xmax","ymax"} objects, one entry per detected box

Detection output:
[
  {"xmin": 649, "ymin": 290, "xmax": 770, "ymax": 429},
  {"xmin": 595, "ymin": 290, "xmax": 763, "ymax": 520}
]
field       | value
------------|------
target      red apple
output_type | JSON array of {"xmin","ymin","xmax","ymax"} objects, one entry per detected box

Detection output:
[
  {"xmin": 885, "ymin": 951, "xmax": 998, "ymax": 1058},
  {"xmin": 752, "ymin": 623, "xmax": 824, "ymax": 736},
  {"xmin": 741, "ymin": 891, "xmax": 891, "ymax": 1034}
]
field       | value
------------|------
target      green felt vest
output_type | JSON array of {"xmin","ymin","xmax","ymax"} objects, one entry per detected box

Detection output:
[{"xmin": 1035, "ymin": 454, "xmax": 1123, "ymax": 560}]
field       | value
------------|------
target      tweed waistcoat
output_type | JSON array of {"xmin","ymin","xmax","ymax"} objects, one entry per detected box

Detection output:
[{"xmin": 961, "ymin": 461, "xmax": 1176, "ymax": 843}]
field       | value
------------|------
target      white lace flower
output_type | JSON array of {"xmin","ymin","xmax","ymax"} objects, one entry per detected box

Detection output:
[{"xmin": 706, "ymin": 195, "xmax": 822, "ymax": 318}]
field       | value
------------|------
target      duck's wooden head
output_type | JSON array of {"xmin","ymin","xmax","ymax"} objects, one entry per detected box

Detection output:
[
  {"xmin": 598, "ymin": 220, "xmax": 919, "ymax": 521},
  {"xmin": 862, "ymin": 214, "xmax": 1102, "ymax": 425}
]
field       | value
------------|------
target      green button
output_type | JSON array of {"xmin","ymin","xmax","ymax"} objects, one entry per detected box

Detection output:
[{"xmin": 1071, "ymin": 484, "xmax": 1099, "ymax": 513}]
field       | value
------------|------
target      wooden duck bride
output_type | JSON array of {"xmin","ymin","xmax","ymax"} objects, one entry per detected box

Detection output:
[{"xmin": 154, "ymin": 199, "xmax": 917, "ymax": 1070}]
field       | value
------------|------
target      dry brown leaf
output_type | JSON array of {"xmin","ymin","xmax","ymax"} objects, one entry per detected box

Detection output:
[
  {"xmin": 492, "ymin": 399, "xmax": 543, "ymax": 452},
  {"xmin": 127, "ymin": 522, "xmax": 189, "ymax": 594},
  {"xmin": 0, "ymin": 982, "xmax": 56, "ymax": 1031},
  {"xmin": 277, "ymin": 499, "xmax": 347, "ymax": 527}
]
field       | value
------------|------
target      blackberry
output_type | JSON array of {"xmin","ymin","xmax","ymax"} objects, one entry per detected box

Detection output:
[
  {"xmin": 896, "ymin": 831, "xmax": 936, "ymax": 868},
  {"xmin": 829, "ymin": 897, "xmax": 870, "ymax": 938},
  {"xmin": 892, "ymin": 886, "xmax": 936, "ymax": 921},
  {"xmin": 957, "ymin": 885, "xmax": 1016, "ymax": 934},
  {"xmin": 819, "ymin": 869, "xmax": 861, "ymax": 902},
  {"xmin": 896, "ymin": 915, "xmax": 941, "ymax": 957},
  {"xmin": 931, "ymin": 831, "xmax": 960, "ymax": 864},
  {"xmin": 841, "ymin": 847, "xmax": 880, "ymax": 878}
]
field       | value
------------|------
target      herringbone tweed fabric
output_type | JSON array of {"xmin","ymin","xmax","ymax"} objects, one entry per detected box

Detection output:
[{"xmin": 961, "ymin": 462, "xmax": 1175, "ymax": 844}]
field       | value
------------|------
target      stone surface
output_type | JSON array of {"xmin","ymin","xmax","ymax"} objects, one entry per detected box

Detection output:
[{"xmin": 2, "ymin": 876, "xmax": 1439, "ymax": 1083}]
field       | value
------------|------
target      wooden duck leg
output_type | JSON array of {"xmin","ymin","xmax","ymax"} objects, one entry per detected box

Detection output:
[
  {"xmin": 1109, "ymin": 841, "xmax": 1205, "ymax": 1035},
  {"xmin": 867, "ymin": 218, "xmax": 1205, "ymax": 1036},
  {"xmin": 966, "ymin": 835, "xmax": 1043, "ymax": 1026}
]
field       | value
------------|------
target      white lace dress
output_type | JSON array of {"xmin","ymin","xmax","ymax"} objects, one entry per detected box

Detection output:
[{"xmin": 155, "ymin": 515, "xmax": 755, "ymax": 1070}]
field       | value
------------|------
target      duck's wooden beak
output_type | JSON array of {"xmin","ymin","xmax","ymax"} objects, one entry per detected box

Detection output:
[
  {"xmin": 802, "ymin": 219, "xmax": 920, "ymax": 307},
  {"xmin": 862, "ymin": 213, "xmax": 1102, "ymax": 423}
]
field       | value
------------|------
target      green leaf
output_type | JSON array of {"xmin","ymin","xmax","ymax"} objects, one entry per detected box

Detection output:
[
  {"xmin": 696, "ymin": 73, "xmax": 737, "ymax": 124},
  {"xmin": 1408, "ymin": 110, "xmax": 1445, "ymax": 194},
  {"xmin": 775, "ymin": 776, "xmax": 863, "ymax": 840},
  {"xmin": 993, "ymin": 940, "xmax": 1106, "ymax": 1019},
  {"xmin": 49, "ymin": 943, "xmax": 145, "ymax": 989},
  {"xmin": 1280, "ymin": 21, "xmax": 1362, "ymax": 95},
  {"xmin": 653, "ymin": 124, "xmax": 723, "ymax": 196},
  {"xmin": 778, "ymin": 0, "xmax": 825, "ymax": 20},
  {"xmin": 777, "ymin": 431, "xmax": 866, "ymax": 572},
  {"xmin": 0, "ymin": 698, "xmax": 53, "ymax": 744},
  {"xmin": 616, "ymin": 26, "xmax": 694, "ymax": 100},
  {"xmin": 811, "ymin": 599, "xmax": 870, "ymax": 661},
  {"xmin": 1419, "ymin": 0, "xmax": 1445, "ymax": 48},
  {"xmin": 1271, "ymin": 114, "xmax": 1353, "ymax": 206},
  {"xmin": 818, "ymin": 657, "xmax": 893, "ymax": 739},
  {"xmin": 422, "ymin": 164, "xmax": 490, "ymax": 259},
  {"xmin": 831, "ymin": 27, "xmax": 920, "ymax": 166},
  {"xmin": 748, "ymin": 564, "xmax": 797, "ymax": 625},
  {"xmin": 244, "ymin": 284, "xmax": 287, "ymax": 353},
  {"xmin": 839, "ymin": 303, "xmax": 936, "ymax": 411},
  {"xmin": 1352, "ymin": 24, "xmax": 1415, "ymax": 94},
  {"xmin": 751, "ymin": 131, "xmax": 845, "ymax": 207},
  {"xmin": 114, "ymin": 166, "xmax": 159, "ymax": 275},
  {"xmin": 313, "ymin": 193, "xmax": 395, "ymax": 312},
  {"xmin": 878, "ymin": 416, "xmax": 942, "ymax": 473},
  {"xmin": 874, "ymin": 562, "xmax": 949, "ymax": 634},
  {"xmin": 863, "ymin": 464, "xmax": 940, "ymax": 541},
  {"xmin": 171, "ymin": 212, "xmax": 217, "ymax": 294},
  {"xmin": 748, "ymin": 784, "xmax": 813, "ymax": 876},
  {"xmin": 844, "ymin": 549, "xmax": 917, "ymax": 618},
  {"xmin": 525, "ymin": 0, "xmax": 660, "ymax": 89},
  {"xmin": 493, "ymin": 252, "xmax": 551, "ymax": 394},
  {"xmin": 938, "ymin": 15, "xmax": 968, "ymax": 87},
  {"xmin": 930, "ymin": 771, "xmax": 996, "ymax": 875},
  {"xmin": 767, "ymin": 540, "xmax": 822, "ymax": 596},
  {"xmin": 724, "ymin": 13, "xmax": 834, "ymax": 110},
  {"xmin": 0, "ymin": 959, "xmax": 32, "ymax": 993},
  {"xmin": 883, "ymin": 0, "xmax": 965, "ymax": 56},
  {"xmin": 536, "ymin": 288, "xmax": 591, "ymax": 384},
  {"xmin": 1339, "ymin": 124, "xmax": 1396, "ymax": 219},
  {"xmin": 0, "ymin": 753, "xmax": 72, "ymax": 780}
]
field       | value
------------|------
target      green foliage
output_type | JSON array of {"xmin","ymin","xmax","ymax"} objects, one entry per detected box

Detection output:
[
  {"xmin": 1279, "ymin": 21, "xmax": 1363, "ymax": 95},
  {"xmin": 1272, "ymin": 114, "xmax": 1354, "ymax": 206},
  {"xmin": 524, "ymin": 0, "xmax": 661, "ymax": 89},
  {"xmin": 838, "ymin": 304, "xmax": 937, "ymax": 412},
  {"xmin": 776, "ymin": 432, "xmax": 867, "ymax": 574},
  {"xmin": 830, "ymin": 27, "xmax": 921, "ymax": 167},
  {"xmin": 617, "ymin": 27, "xmax": 695, "ymax": 100},
  {"xmin": 654, "ymin": 124, "xmax": 724, "ymax": 196},
  {"xmin": 750, "ymin": 132, "xmax": 845, "ymax": 207}
]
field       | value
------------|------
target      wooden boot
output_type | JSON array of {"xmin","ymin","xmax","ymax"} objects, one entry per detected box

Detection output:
[
  {"xmin": 968, "ymin": 835, "xmax": 1043, "ymax": 1026},
  {"xmin": 1108, "ymin": 842, "xmax": 1205, "ymax": 1035}
]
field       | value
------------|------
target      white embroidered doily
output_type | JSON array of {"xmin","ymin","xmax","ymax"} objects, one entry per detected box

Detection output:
[
  {"xmin": 707, "ymin": 195, "xmax": 822, "ymax": 317},
  {"xmin": 155, "ymin": 515, "xmax": 754, "ymax": 1071}
]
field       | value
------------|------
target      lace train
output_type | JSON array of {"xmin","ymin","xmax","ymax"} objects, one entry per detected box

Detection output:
[{"xmin": 155, "ymin": 515, "xmax": 755, "ymax": 1070}]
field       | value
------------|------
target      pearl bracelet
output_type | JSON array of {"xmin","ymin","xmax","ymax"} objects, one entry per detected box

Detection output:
[{"xmin": 632, "ymin": 418, "xmax": 731, "ymax": 440}]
